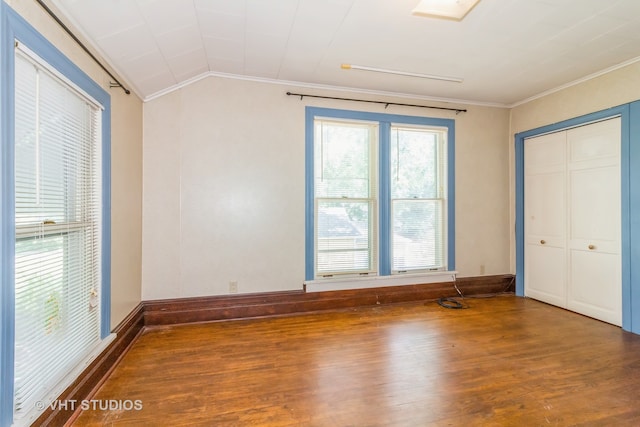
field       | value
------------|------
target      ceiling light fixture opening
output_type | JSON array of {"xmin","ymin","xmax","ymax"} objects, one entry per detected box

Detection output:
[
  {"xmin": 412, "ymin": 0, "xmax": 481, "ymax": 21},
  {"xmin": 341, "ymin": 64, "xmax": 463, "ymax": 83}
]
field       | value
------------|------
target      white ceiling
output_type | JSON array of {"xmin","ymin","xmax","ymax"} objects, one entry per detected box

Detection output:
[{"xmin": 50, "ymin": 0, "xmax": 640, "ymax": 106}]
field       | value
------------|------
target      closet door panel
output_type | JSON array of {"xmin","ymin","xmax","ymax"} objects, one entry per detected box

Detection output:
[
  {"xmin": 525, "ymin": 172, "xmax": 565, "ymax": 241},
  {"xmin": 568, "ymin": 118, "xmax": 620, "ymax": 162},
  {"xmin": 524, "ymin": 132, "xmax": 567, "ymax": 307},
  {"xmin": 568, "ymin": 250, "xmax": 621, "ymax": 325},
  {"xmin": 569, "ymin": 165, "xmax": 620, "ymax": 252},
  {"xmin": 525, "ymin": 243, "xmax": 566, "ymax": 306},
  {"xmin": 566, "ymin": 117, "xmax": 621, "ymax": 325},
  {"xmin": 526, "ymin": 131, "xmax": 566, "ymax": 169}
]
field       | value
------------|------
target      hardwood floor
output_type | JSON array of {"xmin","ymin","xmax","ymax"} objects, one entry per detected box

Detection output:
[{"xmin": 71, "ymin": 296, "xmax": 640, "ymax": 426}]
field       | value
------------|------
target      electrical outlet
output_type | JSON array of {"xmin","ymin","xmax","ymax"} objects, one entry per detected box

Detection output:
[{"xmin": 229, "ymin": 281, "xmax": 238, "ymax": 294}]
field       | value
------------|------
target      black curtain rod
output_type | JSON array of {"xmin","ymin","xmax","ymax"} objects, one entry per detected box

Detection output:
[
  {"xmin": 35, "ymin": 0, "xmax": 131, "ymax": 95},
  {"xmin": 286, "ymin": 91, "xmax": 466, "ymax": 114}
]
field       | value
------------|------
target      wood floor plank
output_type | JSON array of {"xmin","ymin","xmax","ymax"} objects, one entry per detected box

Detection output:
[{"xmin": 71, "ymin": 296, "xmax": 640, "ymax": 426}]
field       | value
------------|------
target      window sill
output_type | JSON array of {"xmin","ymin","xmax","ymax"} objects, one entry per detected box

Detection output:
[{"xmin": 304, "ymin": 271, "xmax": 457, "ymax": 293}]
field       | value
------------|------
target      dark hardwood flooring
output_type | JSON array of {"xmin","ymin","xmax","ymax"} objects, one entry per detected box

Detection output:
[{"xmin": 71, "ymin": 296, "xmax": 640, "ymax": 426}]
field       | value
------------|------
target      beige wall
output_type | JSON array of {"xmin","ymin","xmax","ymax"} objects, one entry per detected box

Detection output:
[
  {"xmin": 509, "ymin": 61, "xmax": 640, "ymax": 272},
  {"xmin": 7, "ymin": 1, "xmax": 144, "ymax": 328},
  {"xmin": 142, "ymin": 76, "xmax": 511, "ymax": 300}
]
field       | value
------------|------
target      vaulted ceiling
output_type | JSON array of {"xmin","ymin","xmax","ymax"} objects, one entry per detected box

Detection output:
[{"xmin": 50, "ymin": 0, "xmax": 640, "ymax": 105}]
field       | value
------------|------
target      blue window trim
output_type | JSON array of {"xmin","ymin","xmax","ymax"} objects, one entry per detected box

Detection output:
[
  {"xmin": 1, "ymin": 2, "xmax": 111, "ymax": 424},
  {"xmin": 304, "ymin": 106, "xmax": 455, "ymax": 281},
  {"xmin": 514, "ymin": 103, "xmax": 640, "ymax": 334}
]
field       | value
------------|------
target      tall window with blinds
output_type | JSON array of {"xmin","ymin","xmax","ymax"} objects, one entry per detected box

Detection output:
[
  {"xmin": 13, "ymin": 48, "xmax": 102, "ymax": 421},
  {"xmin": 309, "ymin": 110, "xmax": 450, "ymax": 280},
  {"xmin": 314, "ymin": 120, "xmax": 378, "ymax": 276},
  {"xmin": 390, "ymin": 126, "xmax": 447, "ymax": 272}
]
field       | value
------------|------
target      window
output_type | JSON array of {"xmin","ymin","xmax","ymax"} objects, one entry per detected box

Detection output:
[
  {"xmin": 0, "ymin": 5, "xmax": 112, "ymax": 426},
  {"xmin": 12, "ymin": 46, "xmax": 104, "ymax": 422},
  {"xmin": 315, "ymin": 120, "xmax": 378, "ymax": 275},
  {"xmin": 390, "ymin": 126, "xmax": 446, "ymax": 272},
  {"xmin": 306, "ymin": 107, "xmax": 455, "ymax": 282}
]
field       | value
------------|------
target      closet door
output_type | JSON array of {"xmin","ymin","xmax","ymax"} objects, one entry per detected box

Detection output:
[
  {"xmin": 566, "ymin": 118, "xmax": 621, "ymax": 326},
  {"xmin": 524, "ymin": 131, "xmax": 567, "ymax": 307}
]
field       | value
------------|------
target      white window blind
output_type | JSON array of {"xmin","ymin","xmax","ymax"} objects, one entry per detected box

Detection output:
[
  {"xmin": 13, "ymin": 47, "xmax": 102, "ymax": 421},
  {"xmin": 390, "ymin": 126, "xmax": 447, "ymax": 271},
  {"xmin": 314, "ymin": 119, "xmax": 378, "ymax": 276}
]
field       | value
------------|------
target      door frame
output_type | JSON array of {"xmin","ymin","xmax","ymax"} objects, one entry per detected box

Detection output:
[{"xmin": 515, "ymin": 102, "xmax": 640, "ymax": 334}]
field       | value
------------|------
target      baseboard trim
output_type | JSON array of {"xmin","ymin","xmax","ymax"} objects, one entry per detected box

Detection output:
[
  {"xmin": 456, "ymin": 274, "xmax": 515, "ymax": 294},
  {"xmin": 33, "ymin": 303, "xmax": 145, "ymax": 427},
  {"xmin": 144, "ymin": 274, "xmax": 515, "ymax": 326}
]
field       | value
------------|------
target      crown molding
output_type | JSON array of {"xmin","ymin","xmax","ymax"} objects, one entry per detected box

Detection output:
[
  {"xmin": 509, "ymin": 55, "xmax": 640, "ymax": 108},
  {"xmin": 143, "ymin": 70, "xmax": 508, "ymax": 108}
]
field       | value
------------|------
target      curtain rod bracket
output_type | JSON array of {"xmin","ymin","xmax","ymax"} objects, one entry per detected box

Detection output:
[
  {"xmin": 109, "ymin": 82, "xmax": 131, "ymax": 94},
  {"xmin": 286, "ymin": 91, "xmax": 466, "ymax": 114}
]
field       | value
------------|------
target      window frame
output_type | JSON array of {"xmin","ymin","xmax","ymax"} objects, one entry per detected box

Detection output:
[
  {"xmin": 305, "ymin": 107, "xmax": 455, "ymax": 281},
  {"xmin": 0, "ymin": 3, "xmax": 112, "ymax": 426}
]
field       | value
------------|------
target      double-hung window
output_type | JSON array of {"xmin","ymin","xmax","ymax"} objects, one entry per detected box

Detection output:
[
  {"xmin": 0, "ymin": 5, "xmax": 111, "ymax": 426},
  {"xmin": 314, "ymin": 119, "xmax": 378, "ymax": 275},
  {"xmin": 305, "ymin": 107, "xmax": 454, "ymax": 283},
  {"xmin": 12, "ymin": 45, "xmax": 105, "ymax": 425},
  {"xmin": 390, "ymin": 126, "xmax": 447, "ymax": 272}
]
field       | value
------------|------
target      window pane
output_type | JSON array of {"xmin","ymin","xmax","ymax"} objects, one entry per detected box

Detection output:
[
  {"xmin": 314, "ymin": 121, "xmax": 375, "ymax": 198},
  {"xmin": 392, "ymin": 199, "xmax": 444, "ymax": 270},
  {"xmin": 15, "ymin": 57, "xmax": 97, "ymax": 227},
  {"xmin": 390, "ymin": 127, "xmax": 439, "ymax": 199},
  {"xmin": 14, "ymin": 233, "xmax": 100, "ymax": 415},
  {"xmin": 317, "ymin": 201, "xmax": 374, "ymax": 274}
]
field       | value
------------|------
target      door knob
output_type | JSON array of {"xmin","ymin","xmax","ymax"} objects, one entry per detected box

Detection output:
[
  {"xmin": 540, "ymin": 240, "xmax": 546, "ymax": 244},
  {"xmin": 588, "ymin": 244, "xmax": 595, "ymax": 250}
]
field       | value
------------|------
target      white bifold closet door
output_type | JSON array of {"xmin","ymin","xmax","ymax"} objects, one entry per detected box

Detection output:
[{"xmin": 524, "ymin": 117, "xmax": 621, "ymax": 326}]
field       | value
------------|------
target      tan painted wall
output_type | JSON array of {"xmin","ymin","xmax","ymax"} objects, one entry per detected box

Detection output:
[
  {"xmin": 142, "ymin": 76, "xmax": 511, "ymax": 300},
  {"xmin": 7, "ymin": 1, "xmax": 143, "ymax": 328},
  {"xmin": 508, "ymin": 61, "xmax": 640, "ymax": 272}
]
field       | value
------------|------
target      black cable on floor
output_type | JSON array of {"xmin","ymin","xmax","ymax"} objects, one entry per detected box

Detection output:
[
  {"xmin": 437, "ymin": 276, "xmax": 516, "ymax": 310},
  {"xmin": 437, "ymin": 297, "xmax": 466, "ymax": 309}
]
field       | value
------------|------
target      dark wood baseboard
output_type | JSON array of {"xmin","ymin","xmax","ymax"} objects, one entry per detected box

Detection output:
[
  {"xmin": 456, "ymin": 274, "xmax": 515, "ymax": 294},
  {"xmin": 36, "ymin": 274, "xmax": 513, "ymax": 426},
  {"xmin": 144, "ymin": 274, "xmax": 515, "ymax": 326},
  {"xmin": 33, "ymin": 303, "xmax": 145, "ymax": 427}
]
